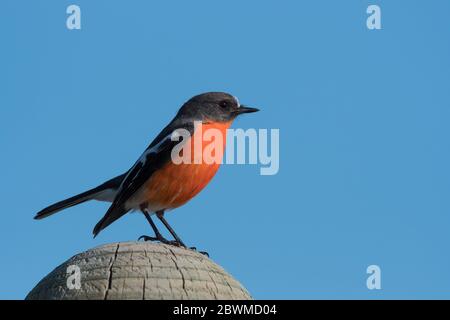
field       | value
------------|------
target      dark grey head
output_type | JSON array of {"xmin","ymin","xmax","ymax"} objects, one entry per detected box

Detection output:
[{"xmin": 177, "ymin": 92, "xmax": 259, "ymax": 122}]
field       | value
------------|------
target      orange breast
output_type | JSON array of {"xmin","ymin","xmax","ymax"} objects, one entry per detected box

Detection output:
[{"xmin": 141, "ymin": 121, "xmax": 231, "ymax": 211}]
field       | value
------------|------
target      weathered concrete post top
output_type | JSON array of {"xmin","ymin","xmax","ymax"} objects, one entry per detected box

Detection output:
[{"xmin": 26, "ymin": 242, "xmax": 252, "ymax": 300}]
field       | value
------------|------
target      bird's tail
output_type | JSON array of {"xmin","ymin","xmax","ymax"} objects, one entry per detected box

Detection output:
[
  {"xmin": 34, "ymin": 188, "xmax": 104, "ymax": 220},
  {"xmin": 34, "ymin": 174, "xmax": 124, "ymax": 220}
]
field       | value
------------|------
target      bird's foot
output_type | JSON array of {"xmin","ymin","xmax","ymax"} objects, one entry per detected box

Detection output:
[
  {"xmin": 138, "ymin": 236, "xmax": 207, "ymax": 255},
  {"xmin": 138, "ymin": 235, "xmax": 182, "ymax": 247},
  {"xmin": 189, "ymin": 246, "xmax": 209, "ymax": 257}
]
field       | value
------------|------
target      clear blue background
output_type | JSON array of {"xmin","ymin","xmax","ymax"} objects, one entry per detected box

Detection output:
[{"xmin": 1, "ymin": 0, "xmax": 450, "ymax": 299}]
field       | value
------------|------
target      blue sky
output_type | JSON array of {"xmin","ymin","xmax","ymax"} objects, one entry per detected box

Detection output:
[{"xmin": 1, "ymin": 0, "xmax": 450, "ymax": 299}]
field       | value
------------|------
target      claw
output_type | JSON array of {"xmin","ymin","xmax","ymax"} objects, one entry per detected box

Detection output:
[
  {"xmin": 189, "ymin": 246, "xmax": 209, "ymax": 257},
  {"xmin": 139, "ymin": 235, "xmax": 158, "ymax": 242},
  {"xmin": 164, "ymin": 240, "xmax": 182, "ymax": 246},
  {"xmin": 199, "ymin": 251, "xmax": 209, "ymax": 257},
  {"xmin": 139, "ymin": 234, "xmax": 183, "ymax": 247}
]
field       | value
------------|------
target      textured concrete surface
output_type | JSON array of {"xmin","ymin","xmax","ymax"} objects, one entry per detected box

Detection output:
[{"xmin": 26, "ymin": 241, "xmax": 252, "ymax": 300}]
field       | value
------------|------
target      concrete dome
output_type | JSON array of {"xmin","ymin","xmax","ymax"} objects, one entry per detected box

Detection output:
[{"xmin": 26, "ymin": 241, "xmax": 252, "ymax": 300}]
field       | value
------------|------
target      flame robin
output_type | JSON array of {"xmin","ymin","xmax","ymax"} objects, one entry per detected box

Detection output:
[{"xmin": 35, "ymin": 92, "xmax": 259, "ymax": 248}]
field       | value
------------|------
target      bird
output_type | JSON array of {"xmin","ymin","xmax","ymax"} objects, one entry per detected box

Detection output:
[{"xmin": 34, "ymin": 92, "xmax": 259, "ymax": 248}]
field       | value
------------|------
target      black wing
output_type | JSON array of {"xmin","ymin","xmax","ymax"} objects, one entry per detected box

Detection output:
[{"xmin": 92, "ymin": 120, "xmax": 194, "ymax": 237}]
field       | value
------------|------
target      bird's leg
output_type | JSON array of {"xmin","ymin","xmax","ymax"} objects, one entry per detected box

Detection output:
[
  {"xmin": 139, "ymin": 208, "xmax": 179, "ymax": 246},
  {"xmin": 156, "ymin": 211, "xmax": 187, "ymax": 248},
  {"xmin": 154, "ymin": 211, "xmax": 209, "ymax": 255},
  {"xmin": 138, "ymin": 210, "xmax": 163, "ymax": 242}
]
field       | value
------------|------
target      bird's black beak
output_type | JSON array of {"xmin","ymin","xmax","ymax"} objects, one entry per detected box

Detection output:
[{"xmin": 235, "ymin": 105, "xmax": 260, "ymax": 115}]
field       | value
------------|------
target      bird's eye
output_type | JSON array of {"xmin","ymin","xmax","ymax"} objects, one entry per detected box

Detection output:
[{"xmin": 219, "ymin": 101, "xmax": 229, "ymax": 108}]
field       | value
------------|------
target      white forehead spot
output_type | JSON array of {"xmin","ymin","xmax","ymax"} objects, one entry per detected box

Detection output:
[{"xmin": 233, "ymin": 96, "xmax": 241, "ymax": 108}]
